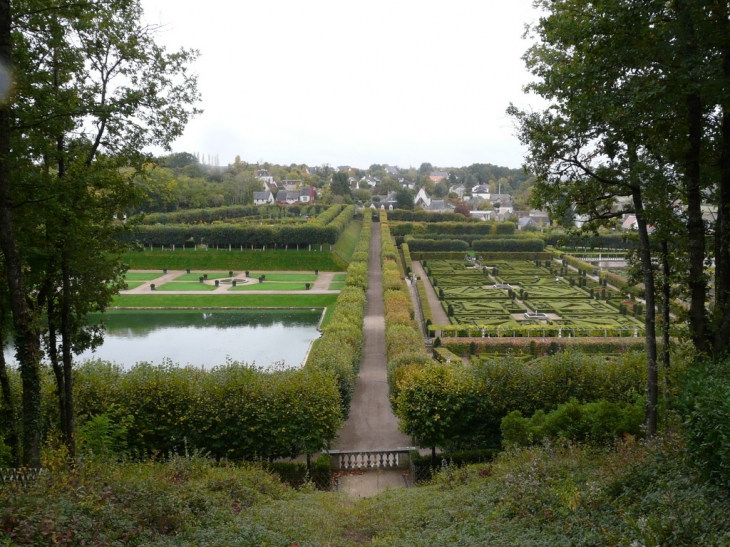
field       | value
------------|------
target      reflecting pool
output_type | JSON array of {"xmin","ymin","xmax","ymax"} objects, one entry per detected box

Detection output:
[{"xmin": 2, "ymin": 309, "xmax": 323, "ymax": 370}]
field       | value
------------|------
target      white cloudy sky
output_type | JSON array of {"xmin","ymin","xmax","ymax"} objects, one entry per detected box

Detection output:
[{"xmin": 140, "ymin": 0, "xmax": 544, "ymax": 170}]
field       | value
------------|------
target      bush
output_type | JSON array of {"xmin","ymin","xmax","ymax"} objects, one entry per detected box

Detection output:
[
  {"xmin": 676, "ymin": 357, "xmax": 730, "ymax": 488},
  {"xmin": 501, "ymin": 397, "xmax": 644, "ymax": 447}
]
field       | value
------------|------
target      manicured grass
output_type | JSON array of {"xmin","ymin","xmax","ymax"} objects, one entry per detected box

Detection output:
[
  {"xmin": 332, "ymin": 273, "xmax": 347, "ymax": 281},
  {"xmin": 112, "ymin": 293, "xmax": 338, "ymax": 309},
  {"xmin": 121, "ymin": 282, "xmax": 145, "ymax": 290},
  {"xmin": 121, "ymin": 249, "xmax": 347, "ymax": 271},
  {"xmin": 174, "ymin": 272, "xmax": 230, "ymax": 281},
  {"xmin": 119, "ymin": 281, "xmax": 145, "ymax": 289},
  {"xmin": 229, "ymin": 282, "xmax": 309, "ymax": 291},
  {"xmin": 246, "ymin": 273, "xmax": 318, "ymax": 281},
  {"xmin": 327, "ymin": 281, "xmax": 346, "ymax": 290},
  {"xmin": 123, "ymin": 272, "xmax": 163, "ymax": 281},
  {"xmin": 333, "ymin": 219, "xmax": 363, "ymax": 263},
  {"xmin": 155, "ymin": 282, "xmax": 218, "ymax": 291}
]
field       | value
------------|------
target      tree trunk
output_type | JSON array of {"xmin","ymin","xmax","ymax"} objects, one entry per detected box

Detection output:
[
  {"xmin": 0, "ymin": 0, "xmax": 42, "ymax": 467},
  {"xmin": 661, "ymin": 239, "xmax": 671, "ymax": 404},
  {"xmin": 632, "ymin": 187, "xmax": 659, "ymax": 436},
  {"xmin": 0, "ymin": 307, "xmax": 19, "ymax": 466},
  {"xmin": 60, "ymin": 249, "xmax": 76, "ymax": 460},
  {"xmin": 714, "ymin": 42, "xmax": 730, "ymax": 355},
  {"xmin": 47, "ymin": 297, "xmax": 68, "ymax": 443},
  {"xmin": 676, "ymin": 0, "xmax": 709, "ymax": 355}
]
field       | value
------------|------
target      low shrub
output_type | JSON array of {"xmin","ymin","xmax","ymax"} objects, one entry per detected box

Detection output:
[{"xmin": 501, "ymin": 397, "xmax": 644, "ymax": 447}]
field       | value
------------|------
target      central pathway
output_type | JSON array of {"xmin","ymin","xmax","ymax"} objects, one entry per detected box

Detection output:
[
  {"xmin": 333, "ymin": 223, "xmax": 412, "ymax": 497},
  {"xmin": 334, "ymin": 223, "xmax": 412, "ymax": 451}
]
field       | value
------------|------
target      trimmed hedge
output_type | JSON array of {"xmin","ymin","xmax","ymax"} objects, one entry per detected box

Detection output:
[
  {"xmin": 385, "ymin": 210, "xmax": 478, "ymax": 222},
  {"xmin": 411, "ymin": 251, "xmax": 553, "ymax": 261},
  {"xmin": 401, "ymin": 243, "xmax": 413, "ymax": 274},
  {"xmin": 407, "ymin": 239, "xmax": 470, "ymax": 252},
  {"xmin": 380, "ymin": 212, "xmax": 429, "ymax": 408},
  {"xmin": 391, "ymin": 221, "xmax": 514, "ymax": 236},
  {"xmin": 122, "ymin": 206, "xmax": 355, "ymax": 248},
  {"xmin": 472, "ymin": 238, "xmax": 544, "ymax": 252},
  {"xmin": 443, "ymin": 337, "xmax": 645, "ymax": 355},
  {"xmin": 139, "ymin": 204, "xmax": 263, "ymax": 225},
  {"xmin": 70, "ymin": 361, "xmax": 342, "ymax": 461},
  {"xmin": 307, "ymin": 211, "xmax": 370, "ymax": 417}
]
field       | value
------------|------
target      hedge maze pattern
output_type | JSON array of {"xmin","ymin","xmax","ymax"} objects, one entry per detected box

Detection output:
[{"xmin": 424, "ymin": 258, "xmax": 643, "ymax": 336}]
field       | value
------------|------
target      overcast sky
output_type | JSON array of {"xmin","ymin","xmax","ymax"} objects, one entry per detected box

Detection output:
[{"xmin": 140, "ymin": 0, "xmax": 544, "ymax": 170}]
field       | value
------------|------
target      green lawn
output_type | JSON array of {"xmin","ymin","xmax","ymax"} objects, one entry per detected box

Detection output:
[
  {"xmin": 174, "ymin": 272, "xmax": 231, "ymax": 281},
  {"xmin": 155, "ymin": 282, "xmax": 217, "ymax": 291},
  {"xmin": 246, "ymin": 273, "xmax": 318, "ymax": 281},
  {"xmin": 229, "ymin": 282, "xmax": 310, "ymax": 291},
  {"xmin": 121, "ymin": 249, "xmax": 347, "ymax": 271},
  {"xmin": 121, "ymin": 281, "xmax": 146, "ymax": 290},
  {"xmin": 333, "ymin": 219, "xmax": 363, "ymax": 263},
  {"xmin": 332, "ymin": 273, "xmax": 347, "ymax": 281},
  {"xmin": 112, "ymin": 293, "xmax": 338, "ymax": 309},
  {"xmin": 123, "ymin": 272, "xmax": 164, "ymax": 281},
  {"xmin": 327, "ymin": 281, "xmax": 345, "ymax": 290}
]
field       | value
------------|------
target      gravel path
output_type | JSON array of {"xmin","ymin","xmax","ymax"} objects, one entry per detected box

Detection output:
[
  {"xmin": 333, "ymin": 222, "xmax": 412, "ymax": 451},
  {"xmin": 410, "ymin": 261, "xmax": 450, "ymax": 325}
]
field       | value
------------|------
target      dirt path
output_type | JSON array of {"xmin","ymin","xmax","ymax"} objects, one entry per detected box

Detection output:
[
  {"xmin": 333, "ymin": 223, "xmax": 412, "ymax": 451},
  {"xmin": 410, "ymin": 261, "xmax": 450, "ymax": 325}
]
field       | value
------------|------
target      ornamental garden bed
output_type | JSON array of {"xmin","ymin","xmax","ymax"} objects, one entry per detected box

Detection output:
[{"xmin": 422, "ymin": 257, "xmax": 642, "ymax": 336}]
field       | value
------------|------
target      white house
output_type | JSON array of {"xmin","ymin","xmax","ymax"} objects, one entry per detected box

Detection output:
[
  {"xmin": 472, "ymin": 184, "xmax": 490, "ymax": 199},
  {"xmin": 253, "ymin": 191, "xmax": 275, "ymax": 206},
  {"xmin": 254, "ymin": 169, "xmax": 274, "ymax": 185},
  {"xmin": 414, "ymin": 188, "xmax": 431, "ymax": 208}
]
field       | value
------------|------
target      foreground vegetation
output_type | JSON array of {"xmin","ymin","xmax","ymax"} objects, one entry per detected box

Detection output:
[{"xmin": 2, "ymin": 432, "xmax": 728, "ymax": 546}]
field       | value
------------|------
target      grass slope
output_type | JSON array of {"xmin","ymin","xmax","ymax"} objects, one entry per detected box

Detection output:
[
  {"xmin": 333, "ymin": 219, "xmax": 363, "ymax": 264},
  {"xmin": 4, "ymin": 434, "xmax": 728, "ymax": 546},
  {"xmin": 112, "ymin": 293, "xmax": 337, "ymax": 309},
  {"xmin": 121, "ymin": 249, "xmax": 347, "ymax": 271}
]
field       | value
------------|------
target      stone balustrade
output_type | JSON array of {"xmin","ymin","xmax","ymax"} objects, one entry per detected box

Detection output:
[{"xmin": 327, "ymin": 448, "xmax": 416, "ymax": 470}]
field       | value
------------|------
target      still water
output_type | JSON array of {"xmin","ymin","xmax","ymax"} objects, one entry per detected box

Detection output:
[{"xmin": 2, "ymin": 309, "xmax": 323, "ymax": 370}]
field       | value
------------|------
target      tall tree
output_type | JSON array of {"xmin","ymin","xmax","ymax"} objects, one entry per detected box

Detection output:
[{"xmin": 1, "ymin": 0, "xmax": 200, "ymax": 463}]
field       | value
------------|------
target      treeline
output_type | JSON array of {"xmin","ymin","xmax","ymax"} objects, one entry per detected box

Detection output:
[{"xmin": 122, "ymin": 206, "xmax": 355, "ymax": 247}]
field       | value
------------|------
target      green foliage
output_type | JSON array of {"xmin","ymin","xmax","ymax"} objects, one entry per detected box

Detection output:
[
  {"xmin": 121, "ymin": 249, "xmax": 347, "ymax": 271},
  {"xmin": 676, "ymin": 357, "xmax": 730, "ymax": 488},
  {"xmin": 305, "ymin": 213, "xmax": 371, "ymax": 418},
  {"xmin": 501, "ymin": 398, "xmax": 644, "ymax": 447},
  {"xmin": 72, "ymin": 360, "xmax": 342, "ymax": 460},
  {"xmin": 473, "ymin": 238, "xmax": 545, "ymax": 252},
  {"xmin": 394, "ymin": 350, "xmax": 646, "ymax": 449},
  {"xmin": 407, "ymin": 238, "xmax": 470, "ymax": 252},
  {"xmin": 139, "ymin": 204, "xmax": 262, "ymax": 225}
]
